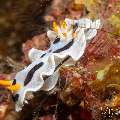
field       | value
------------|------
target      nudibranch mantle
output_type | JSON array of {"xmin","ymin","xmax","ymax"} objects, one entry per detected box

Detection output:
[{"xmin": 13, "ymin": 18, "xmax": 101, "ymax": 111}]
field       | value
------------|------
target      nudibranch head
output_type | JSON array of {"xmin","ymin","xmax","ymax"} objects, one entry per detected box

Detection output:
[
  {"xmin": 52, "ymin": 18, "xmax": 101, "ymax": 41},
  {"xmin": 52, "ymin": 20, "xmax": 74, "ymax": 40},
  {"xmin": 2, "ymin": 18, "xmax": 101, "ymax": 112}
]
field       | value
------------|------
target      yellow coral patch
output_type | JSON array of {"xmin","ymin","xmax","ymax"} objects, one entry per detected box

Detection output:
[
  {"xmin": 108, "ymin": 14, "xmax": 120, "ymax": 36},
  {"xmin": 74, "ymin": 0, "xmax": 83, "ymax": 5}
]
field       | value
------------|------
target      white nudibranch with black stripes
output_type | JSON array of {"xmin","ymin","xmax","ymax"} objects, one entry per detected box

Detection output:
[{"xmin": 12, "ymin": 18, "xmax": 101, "ymax": 111}]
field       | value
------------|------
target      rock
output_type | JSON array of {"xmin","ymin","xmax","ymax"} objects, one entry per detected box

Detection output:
[{"xmin": 0, "ymin": 88, "xmax": 15, "ymax": 120}]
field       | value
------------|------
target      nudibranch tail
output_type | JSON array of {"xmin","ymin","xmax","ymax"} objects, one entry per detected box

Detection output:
[
  {"xmin": 0, "ymin": 79, "xmax": 21, "ymax": 92},
  {"xmin": 0, "ymin": 80, "xmax": 12, "ymax": 86},
  {"xmin": 7, "ymin": 84, "xmax": 21, "ymax": 92}
]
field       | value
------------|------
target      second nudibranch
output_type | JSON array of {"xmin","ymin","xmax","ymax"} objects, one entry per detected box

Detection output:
[{"xmin": 10, "ymin": 18, "xmax": 100, "ymax": 111}]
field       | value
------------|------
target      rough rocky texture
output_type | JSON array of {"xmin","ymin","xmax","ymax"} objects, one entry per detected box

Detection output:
[
  {"xmin": 0, "ymin": 0, "xmax": 120, "ymax": 120},
  {"xmin": 0, "ymin": 88, "xmax": 15, "ymax": 120}
]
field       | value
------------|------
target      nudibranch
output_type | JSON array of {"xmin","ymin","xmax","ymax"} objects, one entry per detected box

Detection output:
[{"xmin": 0, "ymin": 18, "xmax": 101, "ymax": 111}]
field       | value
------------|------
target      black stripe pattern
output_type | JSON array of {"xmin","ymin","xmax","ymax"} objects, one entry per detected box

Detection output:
[
  {"xmin": 12, "ymin": 79, "xmax": 16, "ymax": 85},
  {"xmin": 40, "ymin": 53, "xmax": 46, "ymax": 58},
  {"xmin": 53, "ymin": 39, "xmax": 74, "ymax": 53},
  {"xmin": 13, "ymin": 94, "xmax": 19, "ymax": 102},
  {"xmin": 73, "ymin": 23, "xmax": 78, "ymax": 32},
  {"xmin": 24, "ymin": 39, "xmax": 74, "ymax": 86},
  {"xmin": 53, "ymin": 37, "xmax": 60, "ymax": 44},
  {"xmin": 24, "ymin": 62, "xmax": 44, "ymax": 86}
]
